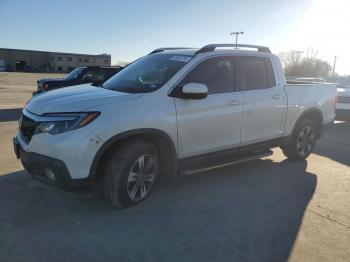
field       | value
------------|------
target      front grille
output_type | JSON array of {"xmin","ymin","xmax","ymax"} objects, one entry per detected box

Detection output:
[
  {"xmin": 338, "ymin": 96, "xmax": 350, "ymax": 103},
  {"xmin": 20, "ymin": 113, "xmax": 40, "ymax": 143}
]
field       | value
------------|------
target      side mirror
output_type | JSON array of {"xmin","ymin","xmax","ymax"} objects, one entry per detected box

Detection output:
[{"xmin": 181, "ymin": 83, "xmax": 208, "ymax": 99}]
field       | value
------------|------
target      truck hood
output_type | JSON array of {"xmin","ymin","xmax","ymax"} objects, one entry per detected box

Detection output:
[{"xmin": 25, "ymin": 84, "xmax": 142, "ymax": 115}]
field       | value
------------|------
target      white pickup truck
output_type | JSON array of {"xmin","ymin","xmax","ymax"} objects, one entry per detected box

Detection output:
[{"xmin": 14, "ymin": 44, "xmax": 337, "ymax": 208}]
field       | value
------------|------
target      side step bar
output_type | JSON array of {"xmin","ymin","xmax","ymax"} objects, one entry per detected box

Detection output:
[{"xmin": 179, "ymin": 150, "xmax": 273, "ymax": 176}]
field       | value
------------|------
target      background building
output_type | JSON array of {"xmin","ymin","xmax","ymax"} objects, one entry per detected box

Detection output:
[{"xmin": 0, "ymin": 48, "xmax": 111, "ymax": 72}]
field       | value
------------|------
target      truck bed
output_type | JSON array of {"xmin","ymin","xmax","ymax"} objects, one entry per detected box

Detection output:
[{"xmin": 283, "ymin": 82, "xmax": 337, "ymax": 136}]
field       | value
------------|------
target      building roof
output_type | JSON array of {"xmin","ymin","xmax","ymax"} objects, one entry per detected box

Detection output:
[{"xmin": 0, "ymin": 47, "xmax": 111, "ymax": 58}]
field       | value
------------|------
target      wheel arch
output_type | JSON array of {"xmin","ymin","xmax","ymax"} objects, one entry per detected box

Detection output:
[
  {"xmin": 89, "ymin": 128, "xmax": 178, "ymax": 182},
  {"xmin": 282, "ymin": 107, "xmax": 323, "ymax": 146}
]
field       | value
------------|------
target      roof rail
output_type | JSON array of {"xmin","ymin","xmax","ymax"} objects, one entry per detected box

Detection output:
[
  {"xmin": 148, "ymin": 47, "xmax": 194, "ymax": 55},
  {"xmin": 195, "ymin": 44, "xmax": 271, "ymax": 54}
]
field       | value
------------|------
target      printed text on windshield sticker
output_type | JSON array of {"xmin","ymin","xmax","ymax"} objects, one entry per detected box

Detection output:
[{"xmin": 170, "ymin": 56, "xmax": 192, "ymax": 62}]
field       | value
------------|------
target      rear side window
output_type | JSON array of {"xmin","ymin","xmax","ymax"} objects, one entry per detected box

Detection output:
[
  {"xmin": 180, "ymin": 56, "xmax": 235, "ymax": 94},
  {"xmin": 238, "ymin": 56, "xmax": 276, "ymax": 91}
]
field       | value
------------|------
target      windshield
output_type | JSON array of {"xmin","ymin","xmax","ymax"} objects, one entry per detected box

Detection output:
[
  {"xmin": 103, "ymin": 54, "xmax": 192, "ymax": 93},
  {"xmin": 64, "ymin": 67, "xmax": 84, "ymax": 80}
]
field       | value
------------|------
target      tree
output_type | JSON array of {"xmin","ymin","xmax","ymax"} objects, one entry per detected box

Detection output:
[
  {"xmin": 279, "ymin": 48, "xmax": 332, "ymax": 79},
  {"xmin": 114, "ymin": 61, "xmax": 129, "ymax": 67},
  {"xmin": 279, "ymin": 50, "xmax": 303, "ymax": 75}
]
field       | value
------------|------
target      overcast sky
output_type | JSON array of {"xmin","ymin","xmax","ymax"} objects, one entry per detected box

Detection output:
[{"xmin": 0, "ymin": 0, "xmax": 349, "ymax": 74}]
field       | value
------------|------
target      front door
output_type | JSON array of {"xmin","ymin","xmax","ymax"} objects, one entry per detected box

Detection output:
[{"xmin": 174, "ymin": 56, "xmax": 243, "ymax": 158}]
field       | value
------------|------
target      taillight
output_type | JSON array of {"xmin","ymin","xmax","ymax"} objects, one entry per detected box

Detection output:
[{"xmin": 334, "ymin": 91, "xmax": 338, "ymax": 111}]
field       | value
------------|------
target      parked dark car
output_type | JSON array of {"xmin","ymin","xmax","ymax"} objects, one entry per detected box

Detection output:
[
  {"xmin": 33, "ymin": 66, "xmax": 123, "ymax": 95},
  {"xmin": 5, "ymin": 65, "xmax": 14, "ymax": 72}
]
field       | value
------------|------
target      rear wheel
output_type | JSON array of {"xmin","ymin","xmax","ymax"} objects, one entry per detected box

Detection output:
[
  {"xmin": 282, "ymin": 119, "xmax": 317, "ymax": 160},
  {"xmin": 102, "ymin": 140, "xmax": 158, "ymax": 208}
]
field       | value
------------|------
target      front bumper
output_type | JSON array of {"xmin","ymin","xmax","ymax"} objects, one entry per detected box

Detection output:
[{"xmin": 13, "ymin": 136, "xmax": 94, "ymax": 189}]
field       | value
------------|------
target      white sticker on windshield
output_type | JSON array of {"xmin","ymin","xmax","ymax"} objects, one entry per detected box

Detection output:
[{"xmin": 170, "ymin": 56, "xmax": 192, "ymax": 62}]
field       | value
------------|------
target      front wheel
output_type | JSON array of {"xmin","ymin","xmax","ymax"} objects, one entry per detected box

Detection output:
[
  {"xmin": 282, "ymin": 119, "xmax": 317, "ymax": 160},
  {"xmin": 102, "ymin": 140, "xmax": 158, "ymax": 208}
]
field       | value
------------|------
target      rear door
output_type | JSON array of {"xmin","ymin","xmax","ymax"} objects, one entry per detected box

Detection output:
[
  {"xmin": 237, "ymin": 56, "xmax": 286, "ymax": 145},
  {"xmin": 174, "ymin": 56, "xmax": 243, "ymax": 158}
]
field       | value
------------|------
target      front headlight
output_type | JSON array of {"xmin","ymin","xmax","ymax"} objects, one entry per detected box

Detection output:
[{"xmin": 34, "ymin": 112, "xmax": 100, "ymax": 135}]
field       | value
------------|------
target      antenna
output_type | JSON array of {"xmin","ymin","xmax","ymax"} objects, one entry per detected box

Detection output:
[{"xmin": 230, "ymin": 32, "xmax": 244, "ymax": 48}]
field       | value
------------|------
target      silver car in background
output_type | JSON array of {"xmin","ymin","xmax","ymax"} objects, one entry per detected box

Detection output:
[{"xmin": 336, "ymin": 77, "xmax": 350, "ymax": 120}]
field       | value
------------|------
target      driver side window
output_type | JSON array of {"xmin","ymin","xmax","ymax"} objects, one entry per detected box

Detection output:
[{"xmin": 179, "ymin": 56, "xmax": 235, "ymax": 95}]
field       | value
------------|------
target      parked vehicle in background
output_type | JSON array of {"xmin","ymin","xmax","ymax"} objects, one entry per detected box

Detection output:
[
  {"xmin": 14, "ymin": 44, "xmax": 337, "ymax": 208},
  {"xmin": 5, "ymin": 65, "xmax": 14, "ymax": 72},
  {"xmin": 24, "ymin": 66, "xmax": 40, "ymax": 73},
  {"xmin": 0, "ymin": 60, "xmax": 5, "ymax": 72},
  {"xmin": 293, "ymin": 77, "xmax": 327, "ymax": 83},
  {"xmin": 33, "ymin": 66, "xmax": 123, "ymax": 95},
  {"xmin": 336, "ymin": 76, "xmax": 350, "ymax": 120}
]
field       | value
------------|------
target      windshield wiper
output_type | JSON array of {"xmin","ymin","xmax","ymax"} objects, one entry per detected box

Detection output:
[
  {"xmin": 92, "ymin": 82, "xmax": 104, "ymax": 88},
  {"xmin": 109, "ymin": 86, "xmax": 151, "ymax": 93}
]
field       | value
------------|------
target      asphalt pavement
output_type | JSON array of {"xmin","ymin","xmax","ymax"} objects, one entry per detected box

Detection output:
[{"xmin": 0, "ymin": 73, "xmax": 349, "ymax": 262}]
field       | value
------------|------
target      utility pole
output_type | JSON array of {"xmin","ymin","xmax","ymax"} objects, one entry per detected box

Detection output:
[
  {"xmin": 230, "ymin": 32, "xmax": 244, "ymax": 48},
  {"xmin": 332, "ymin": 56, "xmax": 338, "ymax": 80}
]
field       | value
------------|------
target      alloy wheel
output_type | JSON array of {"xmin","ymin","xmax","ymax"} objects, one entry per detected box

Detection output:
[
  {"xmin": 296, "ymin": 126, "xmax": 315, "ymax": 157},
  {"xmin": 126, "ymin": 154, "xmax": 156, "ymax": 201}
]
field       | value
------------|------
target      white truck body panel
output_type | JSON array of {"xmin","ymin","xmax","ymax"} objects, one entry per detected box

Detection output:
[
  {"xmin": 240, "ymin": 85, "xmax": 286, "ymax": 145},
  {"xmin": 175, "ymin": 91, "xmax": 243, "ymax": 158},
  {"xmin": 284, "ymin": 83, "xmax": 337, "ymax": 136}
]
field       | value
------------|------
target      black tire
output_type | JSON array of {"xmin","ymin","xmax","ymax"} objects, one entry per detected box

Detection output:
[
  {"xmin": 282, "ymin": 119, "xmax": 317, "ymax": 160},
  {"xmin": 102, "ymin": 140, "xmax": 158, "ymax": 208}
]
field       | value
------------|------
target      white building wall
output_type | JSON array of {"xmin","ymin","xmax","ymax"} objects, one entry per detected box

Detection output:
[{"xmin": 49, "ymin": 53, "xmax": 111, "ymax": 72}]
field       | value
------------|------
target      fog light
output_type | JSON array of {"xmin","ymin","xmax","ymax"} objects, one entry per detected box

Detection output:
[{"xmin": 44, "ymin": 168, "xmax": 55, "ymax": 181}]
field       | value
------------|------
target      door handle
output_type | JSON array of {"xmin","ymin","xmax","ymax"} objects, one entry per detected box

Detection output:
[
  {"xmin": 272, "ymin": 95, "xmax": 282, "ymax": 100},
  {"xmin": 227, "ymin": 100, "xmax": 241, "ymax": 106}
]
